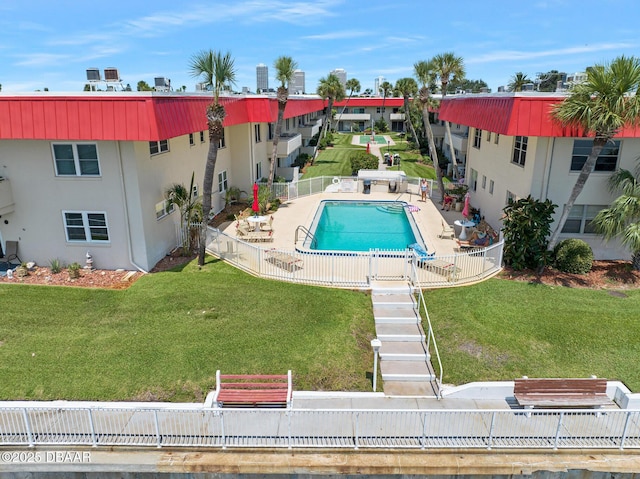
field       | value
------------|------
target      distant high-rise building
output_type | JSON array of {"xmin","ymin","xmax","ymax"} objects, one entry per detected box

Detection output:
[
  {"xmin": 291, "ymin": 69, "xmax": 305, "ymax": 94},
  {"xmin": 374, "ymin": 76, "xmax": 386, "ymax": 95},
  {"xmin": 330, "ymin": 68, "xmax": 347, "ymax": 88},
  {"xmin": 256, "ymin": 64, "xmax": 268, "ymax": 92}
]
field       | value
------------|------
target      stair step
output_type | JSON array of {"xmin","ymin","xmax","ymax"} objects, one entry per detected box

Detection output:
[
  {"xmin": 380, "ymin": 360, "xmax": 435, "ymax": 381},
  {"xmin": 371, "ymin": 293, "xmax": 416, "ymax": 309},
  {"xmin": 370, "ymin": 282, "xmax": 413, "ymax": 295},
  {"xmin": 376, "ymin": 323, "xmax": 424, "ymax": 342},
  {"xmin": 379, "ymin": 342, "xmax": 430, "ymax": 361},
  {"xmin": 373, "ymin": 306, "xmax": 419, "ymax": 323}
]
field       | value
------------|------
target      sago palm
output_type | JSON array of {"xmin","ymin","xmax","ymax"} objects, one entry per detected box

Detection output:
[
  {"xmin": 317, "ymin": 73, "xmax": 345, "ymax": 138},
  {"xmin": 268, "ymin": 56, "xmax": 298, "ymax": 189},
  {"xmin": 548, "ymin": 55, "xmax": 640, "ymax": 251},
  {"xmin": 592, "ymin": 166, "xmax": 640, "ymax": 270},
  {"xmin": 189, "ymin": 49, "xmax": 237, "ymax": 266},
  {"xmin": 414, "ymin": 61, "xmax": 444, "ymax": 201},
  {"xmin": 432, "ymin": 52, "xmax": 465, "ymax": 180}
]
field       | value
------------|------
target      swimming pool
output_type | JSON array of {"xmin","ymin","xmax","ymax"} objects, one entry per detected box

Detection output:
[{"xmin": 306, "ymin": 200, "xmax": 423, "ymax": 251}]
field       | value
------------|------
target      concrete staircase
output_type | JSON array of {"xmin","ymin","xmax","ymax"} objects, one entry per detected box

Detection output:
[{"xmin": 371, "ymin": 282, "xmax": 438, "ymax": 396}]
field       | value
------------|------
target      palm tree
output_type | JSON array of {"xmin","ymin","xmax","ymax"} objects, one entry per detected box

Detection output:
[
  {"xmin": 394, "ymin": 77, "xmax": 419, "ymax": 145},
  {"xmin": 189, "ymin": 49, "xmax": 237, "ymax": 266},
  {"xmin": 379, "ymin": 80, "xmax": 393, "ymax": 125},
  {"xmin": 508, "ymin": 72, "xmax": 531, "ymax": 92},
  {"xmin": 547, "ymin": 55, "xmax": 640, "ymax": 252},
  {"xmin": 432, "ymin": 52, "xmax": 465, "ymax": 180},
  {"xmin": 335, "ymin": 78, "xmax": 361, "ymax": 131},
  {"xmin": 592, "ymin": 165, "xmax": 640, "ymax": 270},
  {"xmin": 414, "ymin": 61, "xmax": 445, "ymax": 201},
  {"xmin": 316, "ymin": 73, "xmax": 345, "ymax": 138},
  {"xmin": 268, "ymin": 56, "xmax": 298, "ymax": 189}
]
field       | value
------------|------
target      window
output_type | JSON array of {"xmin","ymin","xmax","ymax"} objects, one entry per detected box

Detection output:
[
  {"xmin": 218, "ymin": 170, "xmax": 228, "ymax": 193},
  {"xmin": 512, "ymin": 136, "xmax": 527, "ymax": 166},
  {"xmin": 286, "ymin": 119, "xmax": 290, "ymax": 130},
  {"xmin": 473, "ymin": 129, "xmax": 482, "ymax": 148},
  {"xmin": 561, "ymin": 204, "xmax": 606, "ymax": 234},
  {"xmin": 256, "ymin": 162, "xmax": 262, "ymax": 182},
  {"xmin": 268, "ymin": 123, "xmax": 274, "ymax": 140},
  {"xmin": 486, "ymin": 131, "xmax": 491, "ymax": 142},
  {"xmin": 53, "ymin": 143, "xmax": 100, "ymax": 176},
  {"xmin": 570, "ymin": 139, "xmax": 620, "ymax": 172},
  {"xmin": 470, "ymin": 169, "xmax": 478, "ymax": 191},
  {"xmin": 494, "ymin": 133, "xmax": 499, "ymax": 145},
  {"xmin": 254, "ymin": 125, "xmax": 261, "ymax": 143},
  {"xmin": 192, "ymin": 184, "xmax": 199, "ymax": 199},
  {"xmin": 506, "ymin": 190, "xmax": 517, "ymax": 204},
  {"xmin": 489, "ymin": 179, "xmax": 494, "ymax": 195},
  {"xmin": 218, "ymin": 129, "xmax": 226, "ymax": 149},
  {"xmin": 149, "ymin": 140, "xmax": 169, "ymax": 155},
  {"xmin": 155, "ymin": 200, "xmax": 175, "ymax": 220},
  {"xmin": 200, "ymin": 131, "xmax": 205, "ymax": 143},
  {"xmin": 482, "ymin": 175, "xmax": 487, "ymax": 189},
  {"xmin": 63, "ymin": 211, "xmax": 109, "ymax": 242},
  {"xmin": 189, "ymin": 133, "xmax": 194, "ymax": 146}
]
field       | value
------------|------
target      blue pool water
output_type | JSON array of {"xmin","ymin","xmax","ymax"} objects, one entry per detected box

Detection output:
[{"xmin": 308, "ymin": 201, "xmax": 420, "ymax": 251}]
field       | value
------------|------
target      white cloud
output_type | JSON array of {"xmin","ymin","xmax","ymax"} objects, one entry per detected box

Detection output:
[
  {"xmin": 467, "ymin": 43, "xmax": 636, "ymax": 64},
  {"xmin": 304, "ymin": 31, "xmax": 369, "ymax": 41}
]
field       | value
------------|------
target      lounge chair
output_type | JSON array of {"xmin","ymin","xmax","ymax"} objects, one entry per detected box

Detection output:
[
  {"xmin": 438, "ymin": 220, "xmax": 455, "ymax": 239},
  {"xmin": 260, "ymin": 216, "xmax": 274, "ymax": 232},
  {"xmin": 0, "ymin": 241, "xmax": 20, "ymax": 265}
]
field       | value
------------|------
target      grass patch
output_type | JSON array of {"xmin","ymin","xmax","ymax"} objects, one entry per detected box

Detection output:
[
  {"xmin": 424, "ymin": 279, "xmax": 640, "ymax": 391},
  {"xmin": 0, "ymin": 258, "xmax": 374, "ymax": 401}
]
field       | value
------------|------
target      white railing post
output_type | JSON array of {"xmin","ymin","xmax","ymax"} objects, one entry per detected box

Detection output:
[
  {"xmin": 354, "ymin": 411, "xmax": 359, "ymax": 450},
  {"xmin": 87, "ymin": 409, "xmax": 97, "ymax": 447},
  {"xmin": 22, "ymin": 408, "xmax": 34, "ymax": 447},
  {"xmin": 220, "ymin": 411, "xmax": 226, "ymax": 449},
  {"xmin": 487, "ymin": 411, "xmax": 496, "ymax": 450},
  {"xmin": 620, "ymin": 411, "xmax": 632, "ymax": 450},
  {"xmin": 553, "ymin": 412, "xmax": 564, "ymax": 450},
  {"xmin": 154, "ymin": 409, "xmax": 161, "ymax": 448}
]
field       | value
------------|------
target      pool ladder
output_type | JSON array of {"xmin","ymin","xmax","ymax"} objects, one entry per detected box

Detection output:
[{"xmin": 295, "ymin": 225, "xmax": 318, "ymax": 249}]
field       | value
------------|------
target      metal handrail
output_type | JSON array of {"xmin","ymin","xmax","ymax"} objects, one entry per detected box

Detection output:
[
  {"xmin": 294, "ymin": 225, "xmax": 318, "ymax": 249},
  {"xmin": 409, "ymin": 254, "xmax": 444, "ymax": 397}
]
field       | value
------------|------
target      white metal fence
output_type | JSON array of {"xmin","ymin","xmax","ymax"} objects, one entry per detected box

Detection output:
[
  {"xmin": 1, "ymin": 406, "xmax": 638, "ymax": 450},
  {"xmin": 206, "ymin": 228, "xmax": 503, "ymax": 288}
]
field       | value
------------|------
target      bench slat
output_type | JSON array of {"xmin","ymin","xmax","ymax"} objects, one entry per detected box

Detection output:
[
  {"xmin": 513, "ymin": 378, "xmax": 612, "ymax": 409},
  {"xmin": 214, "ymin": 371, "xmax": 292, "ymax": 408}
]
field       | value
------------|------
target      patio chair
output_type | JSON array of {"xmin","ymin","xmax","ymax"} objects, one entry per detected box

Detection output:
[
  {"xmin": 438, "ymin": 220, "xmax": 455, "ymax": 239},
  {"xmin": 260, "ymin": 216, "xmax": 274, "ymax": 232},
  {"xmin": 0, "ymin": 241, "xmax": 21, "ymax": 265}
]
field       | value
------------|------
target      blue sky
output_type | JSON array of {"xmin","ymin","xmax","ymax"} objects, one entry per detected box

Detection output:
[{"xmin": 0, "ymin": 0, "xmax": 638, "ymax": 93}]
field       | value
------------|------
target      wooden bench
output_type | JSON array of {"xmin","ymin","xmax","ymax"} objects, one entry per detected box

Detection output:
[
  {"xmin": 514, "ymin": 378, "xmax": 613, "ymax": 410},
  {"xmin": 213, "ymin": 370, "xmax": 292, "ymax": 408}
]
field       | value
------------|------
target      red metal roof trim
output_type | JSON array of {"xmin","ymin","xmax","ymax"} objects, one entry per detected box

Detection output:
[
  {"xmin": 438, "ymin": 95, "xmax": 640, "ymax": 138},
  {"xmin": 0, "ymin": 95, "xmax": 325, "ymax": 141}
]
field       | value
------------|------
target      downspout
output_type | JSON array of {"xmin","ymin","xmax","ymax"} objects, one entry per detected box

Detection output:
[
  {"xmin": 542, "ymin": 137, "xmax": 556, "ymax": 201},
  {"xmin": 116, "ymin": 140, "xmax": 148, "ymax": 273}
]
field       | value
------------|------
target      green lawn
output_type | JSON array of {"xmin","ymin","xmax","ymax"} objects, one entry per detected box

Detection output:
[
  {"xmin": 303, "ymin": 132, "xmax": 437, "ymax": 180},
  {"xmin": 0, "ymin": 259, "xmax": 374, "ymax": 401},
  {"xmin": 424, "ymin": 279, "xmax": 640, "ymax": 390},
  {"xmin": 2, "ymin": 257, "xmax": 639, "ymax": 402}
]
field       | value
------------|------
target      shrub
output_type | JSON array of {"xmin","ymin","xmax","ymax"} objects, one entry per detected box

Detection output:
[
  {"xmin": 349, "ymin": 151, "xmax": 379, "ymax": 174},
  {"xmin": 502, "ymin": 195, "xmax": 556, "ymax": 271},
  {"xmin": 554, "ymin": 238, "xmax": 594, "ymax": 274}
]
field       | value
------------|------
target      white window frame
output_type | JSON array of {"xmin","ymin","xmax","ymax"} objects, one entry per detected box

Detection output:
[
  {"xmin": 482, "ymin": 175, "xmax": 487, "ymax": 189},
  {"xmin": 63, "ymin": 211, "xmax": 110, "ymax": 243},
  {"xmin": 218, "ymin": 170, "xmax": 228, "ymax": 193},
  {"xmin": 218, "ymin": 129, "xmax": 226, "ymax": 149},
  {"xmin": 189, "ymin": 133, "xmax": 195, "ymax": 146},
  {"xmin": 149, "ymin": 140, "xmax": 169, "ymax": 155},
  {"xmin": 256, "ymin": 162, "xmax": 262, "ymax": 182},
  {"xmin": 489, "ymin": 179, "xmax": 494, "ymax": 195},
  {"xmin": 512, "ymin": 136, "xmax": 527, "ymax": 167},
  {"xmin": 155, "ymin": 200, "xmax": 175, "ymax": 220},
  {"xmin": 254, "ymin": 124, "xmax": 262, "ymax": 143},
  {"xmin": 200, "ymin": 131, "xmax": 206, "ymax": 143},
  {"xmin": 52, "ymin": 142, "xmax": 101, "ymax": 177},
  {"xmin": 486, "ymin": 131, "xmax": 491, "ymax": 142},
  {"xmin": 473, "ymin": 129, "xmax": 482, "ymax": 149},
  {"xmin": 561, "ymin": 204, "xmax": 607, "ymax": 234},
  {"xmin": 494, "ymin": 133, "xmax": 499, "ymax": 145}
]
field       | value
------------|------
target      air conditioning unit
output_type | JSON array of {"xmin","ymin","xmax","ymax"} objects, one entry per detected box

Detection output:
[
  {"xmin": 104, "ymin": 68, "xmax": 121, "ymax": 82},
  {"xmin": 86, "ymin": 68, "xmax": 101, "ymax": 82},
  {"xmin": 154, "ymin": 77, "xmax": 170, "ymax": 91}
]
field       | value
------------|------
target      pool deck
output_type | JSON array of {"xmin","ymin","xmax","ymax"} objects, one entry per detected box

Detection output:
[{"xmin": 220, "ymin": 191, "xmax": 467, "ymax": 256}]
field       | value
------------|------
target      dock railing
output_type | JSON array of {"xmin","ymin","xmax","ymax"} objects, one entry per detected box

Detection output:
[{"xmin": 0, "ymin": 404, "xmax": 638, "ymax": 450}]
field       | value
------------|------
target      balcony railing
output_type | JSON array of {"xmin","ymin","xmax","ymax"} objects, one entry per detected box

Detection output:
[{"xmin": 269, "ymin": 132, "xmax": 302, "ymax": 157}]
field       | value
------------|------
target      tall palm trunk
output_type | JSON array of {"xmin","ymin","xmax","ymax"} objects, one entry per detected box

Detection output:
[
  {"xmin": 268, "ymin": 86, "xmax": 288, "ymax": 189},
  {"xmin": 335, "ymin": 93, "xmax": 352, "ymax": 131},
  {"xmin": 547, "ymin": 137, "xmax": 607, "ymax": 251},
  {"xmin": 403, "ymin": 95, "xmax": 419, "ymax": 145},
  {"xmin": 322, "ymin": 98, "xmax": 334, "ymax": 138},
  {"xmin": 419, "ymin": 87, "xmax": 444, "ymax": 201},
  {"xmin": 441, "ymin": 82, "xmax": 460, "ymax": 180},
  {"xmin": 198, "ymin": 103, "xmax": 225, "ymax": 266}
]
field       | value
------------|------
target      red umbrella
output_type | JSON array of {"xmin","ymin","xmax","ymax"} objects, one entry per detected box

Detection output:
[{"xmin": 252, "ymin": 182, "xmax": 260, "ymax": 215}]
